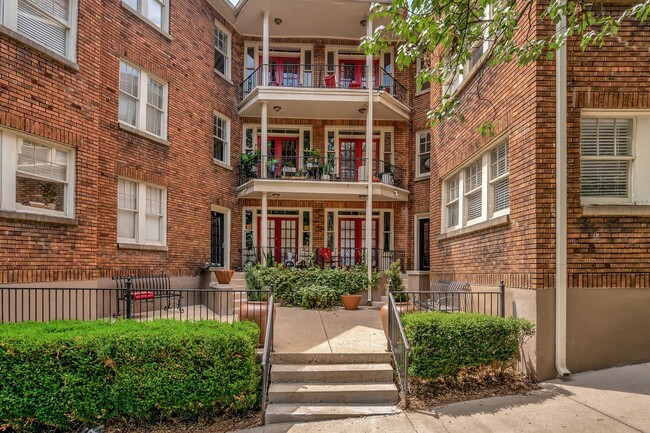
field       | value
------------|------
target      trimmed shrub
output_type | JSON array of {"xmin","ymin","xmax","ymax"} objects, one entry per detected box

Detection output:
[
  {"xmin": 403, "ymin": 312, "xmax": 534, "ymax": 380},
  {"xmin": 0, "ymin": 320, "xmax": 260, "ymax": 432},
  {"xmin": 297, "ymin": 284, "xmax": 340, "ymax": 309}
]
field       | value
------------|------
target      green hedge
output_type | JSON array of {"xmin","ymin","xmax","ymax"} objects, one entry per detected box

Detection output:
[
  {"xmin": 0, "ymin": 320, "xmax": 260, "ymax": 432},
  {"xmin": 403, "ymin": 312, "xmax": 534, "ymax": 380}
]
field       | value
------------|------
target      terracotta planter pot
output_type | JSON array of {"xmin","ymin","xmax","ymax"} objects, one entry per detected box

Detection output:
[
  {"xmin": 340, "ymin": 294, "xmax": 362, "ymax": 310},
  {"xmin": 213, "ymin": 269, "xmax": 234, "ymax": 284},
  {"xmin": 380, "ymin": 301, "xmax": 416, "ymax": 338},
  {"xmin": 239, "ymin": 300, "xmax": 269, "ymax": 345}
]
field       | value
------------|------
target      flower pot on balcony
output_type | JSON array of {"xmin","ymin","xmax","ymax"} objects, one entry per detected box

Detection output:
[
  {"xmin": 213, "ymin": 269, "xmax": 234, "ymax": 284},
  {"xmin": 341, "ymin": 294, "xmax": 362, "ymax": 310}
]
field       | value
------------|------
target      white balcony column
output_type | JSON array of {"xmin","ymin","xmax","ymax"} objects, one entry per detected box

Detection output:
[
  {"xmin": 261, "ymin": 101, "xmax": 268, "ymax": 179},
  {"xmin": 262, "ymin": 11, "xmax": 270, "ymax": 86},
  {"xmin": 261, "ymin": 192, "xmax": 269, "ymax": 265},
  {"xmin": 365, "ymin": 16, "xmax": 374, "ymax": 304}
]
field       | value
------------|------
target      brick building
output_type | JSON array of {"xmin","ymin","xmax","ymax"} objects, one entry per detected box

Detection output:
[
  {"xmin": 0, "ymin": 0, "xmax": 431, "ymax": 297},
  {"xmin": 428, "ymin": 1, "xmax": 650, "ymax": 378}
]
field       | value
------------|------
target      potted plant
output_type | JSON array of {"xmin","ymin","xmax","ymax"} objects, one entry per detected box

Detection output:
[
  {"xmin": 239, "ymin": 149, "xmax": 260, "ymax": 181},
  {"xmin": 42, "ymin": 183, "xmax": 58, "ymax": 210},
  {"xmin": 380, "ymin": 259, "xmax": 413, "ymax": 336},
  {"xmin": 213, "ymin": 268, "xmax": 234, "ymax": 284},
  {"xmin": 305, "ymin": 149, "xmax": 321, "ymax": 168},
  {"xmin": 321, "ymin": 159, "xmax": 334, "ymax": 180},
  {"xmin": 239, "ymin": 263, "xmax": 270, "ymax": 345},
  {"xmin": 339, "ymin": 265, "xmax": 366, "ymax": 310}
]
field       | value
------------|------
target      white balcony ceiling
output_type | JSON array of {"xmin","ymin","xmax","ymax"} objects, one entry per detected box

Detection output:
[{"xmin": 233, "ymin": 0, "xmax": 391, "ymax": 39}]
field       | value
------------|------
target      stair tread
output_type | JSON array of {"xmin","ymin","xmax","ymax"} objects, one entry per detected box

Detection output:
[
  {"xmin": 272, "ymin": 363, "xmax": 393, "ymax": 372},
  {"xmin": 266, "ymin": 403, "xmax": 400, "ymax": 415},
  {"xmin": 269, "ymin": 383, "xmax": 397, "ymax": 392}
]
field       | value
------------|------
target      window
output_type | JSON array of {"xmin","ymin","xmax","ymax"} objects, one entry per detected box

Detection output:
[
  {"xmin": 213, "ymin": 112, "xmax": 230, "ymax": 164},
  {"xmin": 416, "ymin": 131, "xmax": 431, "ymax": 177},
  {"xmin": 122, "ymin": 0, "xmax": 168, "ymax": 31},
  {"xmin": 214, "ymin": 22, "xmax": 230, "ymax": 79},
  {"xmin": 581, "ymin": 117, "xmax": 633, "ymax": 203},
  {"xmin": 443, "ymin": 139, "xmax": 509, "ymax": 231},
  {"xmin": 416, "ymin": 57, "xmax": 431, "ymax": 93},
  {"xmin": 0, "ymin": 0, "xmax": 78, "ymax": 61},
  {"xmin": 118, "ymin": 60, "xmax": 168, "ymax": 139},
  {"xmin": 117, "ymin": 179, "xmax": 166, "ymax": 245},
  {"xmin": 0, "ymin": 128, "xmax": 75, "ymax": 217}
]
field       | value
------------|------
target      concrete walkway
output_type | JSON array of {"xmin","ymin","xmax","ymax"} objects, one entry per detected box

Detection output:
[
  {"xmin": 273, "ymin": 306, "xmax": 386, "ymax": 354},
  {"xmin": 233, "ymin": 363, "xmax": 650, "ymax": 433}
]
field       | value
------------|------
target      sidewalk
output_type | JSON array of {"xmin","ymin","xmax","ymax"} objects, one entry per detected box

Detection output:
[{"xmin": 233, "ymin": 363, "xmax": 650, "ymax": 433}]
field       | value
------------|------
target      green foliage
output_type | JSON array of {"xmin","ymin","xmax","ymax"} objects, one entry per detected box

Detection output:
[
  {"xmin": 244, "ymin": 262, "xmax": 269, "ymax": 301},
  {"xmin": 385, "ymin": 259, "xmax": 408, "ymax": 302},
  {"xmin": 253, "ymin": 264, "xmax": 378, "ymax": 306},
  {"xmin": 297, "ymin": 284, "xmax": 340, "ymax": 309},
  {"xmin": 403, "ymin": 312, "xmax": 535, "ymax": 380},
  {"xmin": 362, "ymin": 0, "xmax": 650, "ymax": 124},
  {"xmin": 0, "ymin": 320, "xmax": 260, "ymax": 432}
]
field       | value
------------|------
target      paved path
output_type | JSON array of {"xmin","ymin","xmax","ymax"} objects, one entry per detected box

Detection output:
[
  {"xmin": 274, "ymin": 306, "xmax": 386, "ymax": 354},
  {"xmin": 232, "ymin": 363, "xmax": 650, "ymax": 433}
]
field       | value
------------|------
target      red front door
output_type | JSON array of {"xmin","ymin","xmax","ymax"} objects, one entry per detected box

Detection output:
[
  {"xmin": 338, "ymin": 218, "xmax": 378, "ymax": 267},
  {"xmin": 257, "ymin": 216, "xmax": 299, "ymax": 264},
  {"xmin": 258, "ymin": 136, "xmax": 299, "ymax": 177},
  {"xmin": 339, "ymin": 59, "xmax": 379, "ymax": 89},
  {"xmin": 339, "ymin": 139, "xmax": 379, "ymax": 181},
  {"xmin": 260, "ymin": 56, "xmax": 300, "ymax": 87}
]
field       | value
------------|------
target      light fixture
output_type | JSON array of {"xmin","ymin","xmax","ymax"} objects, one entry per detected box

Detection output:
[
  {"xmin": 273, "ymin": 106, "xmax": 281, "ymax": 112},
  {"xmin": 274, "ymin": 18, "xmax": 283, "ymax": 25},
  {"xmin": 358, "ymin": 195, "xmax": 366, "ymax": 199},
  {"xmin": 272, "ymin": 193, "xmax": 280, "ymax": 198},
  {"xmin": 358, "ymin": 107, "xmax": 367, "ymax": 114},
  {"xmin": 360, "ymin": 19, "xmax": 367, "ymax": 27}
]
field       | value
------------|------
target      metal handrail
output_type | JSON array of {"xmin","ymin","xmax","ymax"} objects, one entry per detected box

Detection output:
[
  {"xmin": 261, "ymin": 285, "xmax": 275, "ymax": 417},
  {"xmin": 387, "ymin": 291, "xmax": 410, "ymax": 408}
]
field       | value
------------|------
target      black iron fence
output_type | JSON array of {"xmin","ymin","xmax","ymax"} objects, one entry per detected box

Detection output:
[
  {"xmin": 239, "ymin": 153, "xmax": 407, "ymax": 189},
  {"xmin": 261, "ymin": 288, "xmax": 275, "ymax": 417},
  {"xmin": 241, "ymin": 247, "xmax": 405, "ymax": 271},
  {"xmin": 386, "ymin": 283, "xmax": 506, "ymax": 409},
  {"xmin": 0, "ymin": 287, "xmax": 271, "ymax": 323},
  {"xmin": 239, "ymin": 64, "xmax": 408, "ymax": 104}
]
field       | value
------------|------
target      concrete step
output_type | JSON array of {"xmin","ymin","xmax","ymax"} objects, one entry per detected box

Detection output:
[
  {"xmin": 265, "ymin": 403, "xmax": 400, "ymax": 424},
  {"xmin": 267, "ymin": 383, "xmax": 398, "ymax": 404},
  {"xmin": 271, "ymin": 352, "xmax": 392, "ymax": 365},
  {"xmin": 271, "ymin": 363, "xmax": 394, "ymax": 384}
]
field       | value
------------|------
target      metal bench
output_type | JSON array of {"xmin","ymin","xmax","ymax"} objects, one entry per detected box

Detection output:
[
  {"xmin": 113, "ymin": 274, "xmax": 183, "ymax": 318},
  {"xmin": 422, "ymin": 280, "xmax": 472, "ymax": 312}
]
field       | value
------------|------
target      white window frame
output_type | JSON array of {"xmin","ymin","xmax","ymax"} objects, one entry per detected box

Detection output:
[
  {"xmin": 0, "ymin": 128, "xmax": 76, "ymax": 218},
  {"xmin": 442, "ymin": 137, "xmax": 509, "ymax": 232},
  {"xmin": 214, "ymin": 20, "xmax": 231, "ymax": 80},
  {"xmin": 213, "ymin": 111, "xmax": 231, "ymax": 167},
  {"xmin": 0, "ymin": 0, "xmax": 79, "ymax": 62},
  {"xmin": 415, "ymin": 57, "xmax": 431, "ymax": 95},
  {"xmin": 117, "ymin": 178, "xmax": 167, "ymax": 246},
  {"xmin": 415, "ymin": 130, "xmax": 431, "ymax": 178},
  {"xmin": 489, "ymin": 141, "xmax": 510, "ymax": 217},
  {"xmin": 118, "ymin": 60, "xmax": 168, "ymax": 139},
  {"xmin": 121, "ymin": 0, "xmax": 168, "ymax": 32}
]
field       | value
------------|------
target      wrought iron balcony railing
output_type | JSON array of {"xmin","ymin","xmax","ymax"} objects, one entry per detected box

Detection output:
[{"xmin": 239, "ymin": 64, "xmax": 408, "ymax": 104}]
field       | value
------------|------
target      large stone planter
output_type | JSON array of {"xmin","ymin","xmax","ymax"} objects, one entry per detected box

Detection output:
[
  {"xmin": 239, "ymin": 300, "xmax": 269, "ymax": 345},
  {"xmin": 213, "ymin": 269, "xmax": 234, "ymax": 284},
  {"xmin": 380, "ymin": 301, "xmax": 415, "ymax": 337}
]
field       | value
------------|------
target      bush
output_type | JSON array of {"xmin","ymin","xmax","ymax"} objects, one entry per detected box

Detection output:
[
  {"xmin": 0, "ymin": 320, "xmax": 261, "ymax": 432},
  {"xmin": 297, "ymin": 284, "xmax": 340, "ymax": 309},
  {"xmin": 403, "ymin": 312, "xmax": 534, "ymax": 380}
]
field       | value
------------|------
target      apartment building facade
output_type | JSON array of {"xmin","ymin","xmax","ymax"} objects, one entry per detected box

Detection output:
[
  {"xmin": 428, "ymin": 1, "xmax": 650, "ymax": 379},
  {"xmin": 0, "ymin": 0, "xmax": 431, "ymax": 295}
]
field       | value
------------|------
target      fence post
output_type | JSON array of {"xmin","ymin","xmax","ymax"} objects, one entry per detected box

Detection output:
[
  {"xmin": 125, "ymin": 277, "xmax": 133, "ymax": 319},
  {"xmin": 499, "ymin": 281, "xmax": 505, "ymax": 317}
]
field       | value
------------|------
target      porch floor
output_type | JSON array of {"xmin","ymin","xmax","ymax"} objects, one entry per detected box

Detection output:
[{"xmin": 274, "ymin": 306, "xmax": 387, "ymax": 354}]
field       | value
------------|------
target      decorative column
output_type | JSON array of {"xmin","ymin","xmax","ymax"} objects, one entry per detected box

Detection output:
[
  {"xmin": 261, "ymin": 101, "xmax": 268, "ymax": 179},
  {"xmin": 365, "ymin": 16, "xmax": 374, "ymax": 304},
  {"xmin": 262, "ymin": 11, "xmax": 270, "ymax": 86},
  {"xmin": 261, "ymin": 192, "xmax": 269, "ymax": 265}
]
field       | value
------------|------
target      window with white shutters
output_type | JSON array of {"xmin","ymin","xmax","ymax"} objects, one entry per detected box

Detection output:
[
  {"xmin": 581, "ymin": 118, "xmax": 633, "ymax": 201},
  {"xmin": 416, "ymin": 57, "xmax": 431, "ymax": 93},
  {"xmin": 416, "ymin": 131, "xmax": 431, "ymax": 177},
  {"xmin": 118, "ymin": 178, "xmax": 166, "ymax": 245},
  {"xmin": 1, "ymin": 0, "xmax": 77, "ymax": 61},
  {"xmin": 0, "ymin": 128, "xmax": 75, "ymax": 217},
  {"xmin": 213, "ymin": 112, "xmax": 230, "ymax": 164},
  {"xmin": 214, "ymin": 22, "xmax": 230, "ymax": 79},
  {"xmin": 118, "ymin": 61, "xmax": 167, "ymax": 139},
  {"xmin": 121, "ymin": 0, "xmax": 168, "ymax": 31},
  {"xmin": 443, "ymin": 138, "xmax": 510, "ymax": 232}
]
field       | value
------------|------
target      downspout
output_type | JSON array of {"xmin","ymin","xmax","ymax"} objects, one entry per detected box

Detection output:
[
  {"xmin": 365, "ymin": 16, "xmax": 374, "ymax": 305},
  {"xmin": 555, "ymin": 1, "xmax": 571, "ymax": 379}
]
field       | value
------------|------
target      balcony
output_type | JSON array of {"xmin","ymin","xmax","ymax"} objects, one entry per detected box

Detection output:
[
  {"xmin": 237, "ymin": 64, "xmax": 409, "ymax": 121},
  {"xmin": 237, "ymin": 153, "xmax": 409, "ymax": 202}
]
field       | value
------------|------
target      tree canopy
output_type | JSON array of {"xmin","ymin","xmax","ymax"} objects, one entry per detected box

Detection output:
[{"xmin": 361, "ymin": 0, "xmax": 650, "ymax": 125}]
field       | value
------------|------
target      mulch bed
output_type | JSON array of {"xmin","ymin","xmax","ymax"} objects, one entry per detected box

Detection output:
[
  {"xmin": 406, "ymin": 366, "xmax": 539, "ymax": 411},
  {"xmin": 104, "ymin": 411, "xmax": 262, "ymax": 433}
]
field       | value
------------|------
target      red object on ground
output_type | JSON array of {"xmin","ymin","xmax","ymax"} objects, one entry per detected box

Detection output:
[
  {"xmin": 324, "ymin": 74, "xmax": 336, "ymax": 88},
  {"xmin": 132, "ymin": 291, "xmax": 155, "ymax": 300},
  {"xmin": 322, "ymin": 248, "xmax": 332, "ymax": 261}
]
